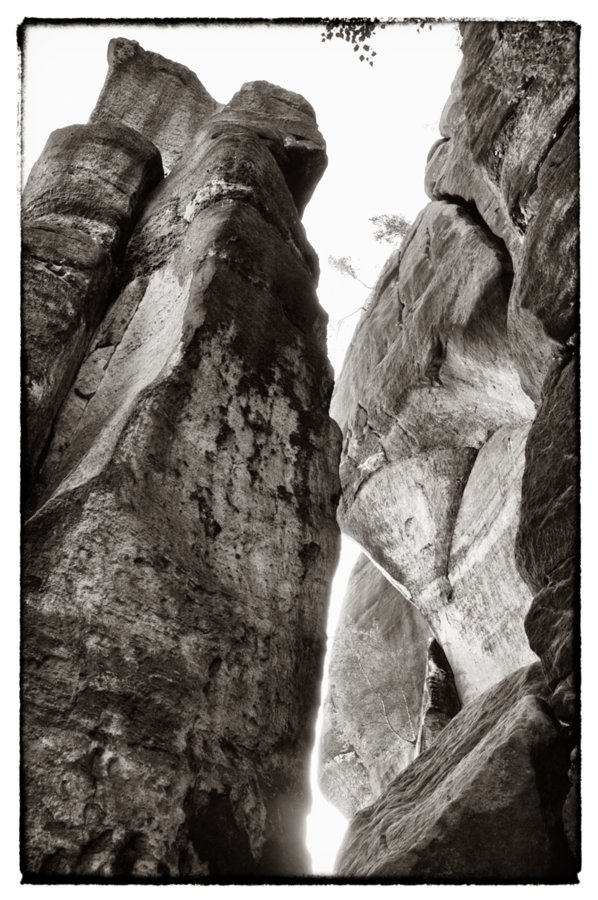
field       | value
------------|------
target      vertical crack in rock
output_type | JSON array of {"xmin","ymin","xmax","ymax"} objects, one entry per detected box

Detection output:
[
  {"xmin": 415, "ymin": 639, "xmax": 461, "ymax": 756},
  {"xmin": 22, "ymin": 40, "xmax": 341, "ymax": 879}
]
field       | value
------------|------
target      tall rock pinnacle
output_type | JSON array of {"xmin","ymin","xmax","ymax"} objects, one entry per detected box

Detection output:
[{"xmin": 22, "ymin": 39, "xmax": 340, "ymax": 878}]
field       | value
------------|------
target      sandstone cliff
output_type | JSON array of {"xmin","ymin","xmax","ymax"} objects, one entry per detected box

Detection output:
[
  {"xmin": 22, "ymin": 39, "xmax": 340, "ymax": 878},
  {"xmin": 324, "ymin": 21, "xmax": 579, "ymax": 880}
]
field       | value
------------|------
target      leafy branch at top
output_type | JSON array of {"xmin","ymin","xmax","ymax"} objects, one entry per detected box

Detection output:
[{"xmin": 321, "ymin": 18, "xmax": 386, "ymax": 66}]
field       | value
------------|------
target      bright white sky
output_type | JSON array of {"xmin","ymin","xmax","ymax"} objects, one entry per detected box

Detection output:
[
  {"xmin": 20, "ymin": 19, "xmax": 461, "ymax": 877},
  {"xmin": 16, "ymin": 10, "xmax": 595, "ymax": 886}
]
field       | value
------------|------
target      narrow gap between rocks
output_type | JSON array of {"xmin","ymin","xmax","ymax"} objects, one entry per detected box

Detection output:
[{"xmin": 305, "ymin": 534, "xmax": 362, "ymax": 874}]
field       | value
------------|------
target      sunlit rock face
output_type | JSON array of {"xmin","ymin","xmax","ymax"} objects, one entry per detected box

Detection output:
[
  {"xmin": 320, "ymin": 554, "xmax": 432, "ymax": 818},
  {"xmin": 329, "ymin": 21, "xmax": 579, "ymax": 880},
  {"xmin": 332, "ymin": 199, "xmax": 537, "ymax": 706},
  {"xmin": 336, "ymin": 664, "xmax": 576, "ymax": 881},
  {"xmin": 22, "ymin": 39, "xmax": 340, "ymax": 878},
  {"xmin": 90, "ymin": 37, "xmax": 220, "ymax": 173}
]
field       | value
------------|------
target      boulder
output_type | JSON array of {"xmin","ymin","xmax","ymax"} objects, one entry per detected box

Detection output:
[{"xmin": 337, "ymin": 664, "xmax": 576, "ymax": 882}]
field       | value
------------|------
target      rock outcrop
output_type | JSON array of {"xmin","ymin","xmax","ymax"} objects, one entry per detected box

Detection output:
[
  {"xmin": 336, "ymin": 664, "xmax": 576, "ymax": 881},
  {"xmin": 331, "ymin": 198, "xmax": 537, "ymax": 706},
  {"xmin": 425, "ymin": 22, "xmax": 578, "ymax": 402},
  {"xmin": 325, "ymin": 21, "xmax": 579, "ymax": 882},
  {"xmin": 90, "ymin": 38, "xmax": 220, "ymax": 173},
  {"xmin": 319, "ymin": 554, "xmax": 432, "ymax": 818},
  {"xmin": 22, "ymin": 122, "xmax": 163, "ymax": 488},
  {"xmin": 22, "ymin": 40, "xmax": 340, "ymax": 879}
]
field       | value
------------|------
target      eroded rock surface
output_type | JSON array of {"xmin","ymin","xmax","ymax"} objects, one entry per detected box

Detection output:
[
  {"xmin": 319, "ymin": 554, "xmax": 431, "ymax": 818},
  {"xmin": 336, "ymin": 664, "xmax": 576, "ymax": 881},
  {"xmin": 22, "ymin": 122, "xmax": 163, "ymax": 487},
  {"xmin": 23, "ymin": 41, "xmax": 340, "ymax": 879},
  {"xmin": 516, "ymin": 355, "xmax": 578, "ymax": 720},
  {"xmin": 326, "ymin": 22, "xmax": 579, "ymax": 880},
  {"xmin": 90, "ymin": 38, "xmax": 219, "ymax": 173},
  {"xmin": 332, "ymin": 199, "xmax": 536, "ymax": 704},
  {"xmin": 425, "ymin": 23, "xmax": 578, "ymax": 401}
]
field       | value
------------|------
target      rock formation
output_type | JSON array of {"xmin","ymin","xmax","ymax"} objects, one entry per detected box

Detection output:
[
  {"xmin": 22, "ymin": 39, "xmax": 341, "ymax": 878},
  {"xmin": 324, "ymin": 21, "xmax": 579, "ymax": 882},
  {"xmin": 331, "ymin": 199, "xmax": 538, "ymax": 706},
  {"xmin": 319, "ymin": 554, "xmax": 432, "ymax": 818},
  {"xmin": 22, "ymin": 21, "xmax": 581, "ymax": 884},
  {"xmin": 336, "ymin": 664, "xmax": 576, "ymax": 881},
  {"xmin": 22, "ymin": 121, "xmax": 163, "ymax": 488}
]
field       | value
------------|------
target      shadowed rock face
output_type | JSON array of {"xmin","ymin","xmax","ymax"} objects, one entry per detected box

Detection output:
[
  {"xmin": 336, "ymin": 664, "xmax": 576, "ymax": 881},
  {"xmin": 517, "ymin": 354, "xmax": 579, "ymax": 722},
  {"xmin": 416, "ymin": 639, "xmax": 460, "ymax": 755},
  {"xmin": 319, "ymin": 554, "xmax": 432, "ymax": 818},
  {"xmin": 22, "ymin": 40, "xmax": 340, "ymax": 878}
]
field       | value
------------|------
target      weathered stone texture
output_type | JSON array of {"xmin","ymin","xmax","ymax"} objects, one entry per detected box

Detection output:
[
  {"xmin": 516, "ymin": 354, "xmax": 578, "ymax": 720},
  {"xmin": 90, "ymin": 38, "xmax": 219, "ymax": 173},
  {"xmin": 22, "ymin": 122, "xmax": 163, "ymax": 488},
  {"xmin": 331, "ymin": 199, "xmax": 536, "ymax": 705},
  {"xmin": 336, "ymin": 664, "xmax": 576, "ymax": 881},
  {"xmin": 425, "ymin": 22, "xmax": 578, "ymax": 401},
  {"xmin": 23, "ymin": 42, "xmax": 340, "ymax": 878},
  {"xmin": 319, "ymin": 554, "xmax": 431, "ymax": 818},
  {"xmin": 326, "ymin": 22, "xmax": 579, "ymax": 879},
  {"xmin": 221, "ymin": 81, "xmax": 328, "ymax": 216}
]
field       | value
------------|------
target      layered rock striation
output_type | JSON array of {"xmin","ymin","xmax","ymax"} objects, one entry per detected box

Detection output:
[
  {"xmin": 324, "ymin": 21, "xmax": 579, "ymax": 881},
  {"xmin": 23, "ymin": 40, "xmax": 340, "ymax": 878}
]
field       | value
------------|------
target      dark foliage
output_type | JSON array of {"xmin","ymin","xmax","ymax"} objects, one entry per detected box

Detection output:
[{"xmin": 321, "ymin": 18, "xmax": 386, "ymax": 66}]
